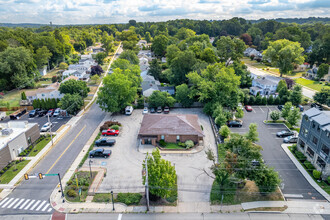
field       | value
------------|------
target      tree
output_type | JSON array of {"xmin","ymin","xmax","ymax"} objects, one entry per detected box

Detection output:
[
  {"xmin": 270, "ymin": 110, "xmax": 281, "ymax": 121},
  {"xmin": 170, "ymin": 50, "xmax": 197, "ymax": 85},
  {"xmin": 289, "ymin": 85, "xmax": 303, "ymax": 106},
  {"xmin": 91, "ymin": 65, "xmax": 104, "ymax": 76},
  {"xmin": 59, "ymin": 93, "xmax": 84, "ymax": 115},
  {"xmin": 200, "ymin": 48, "xmax": 217, "ymax": 64},
  {"xmin": 119, "ymin": 50, "xmax": 139, "ymax": 65},
  {"xmin": 21, "ymin": 92, "xmax": 27, "ymax": 100},
  {"xmin": 97, "ymin": 71, "xmax": 137, "ymax": 113},
  {"xmin": 287, "ymin": 107, "xmax": 301, "ymax": 127},
  {"xmin": 219, "ymin": 125, "xmax": 230, "ymax": 138},
  {"xmin": 101, "ymin": 32, "xmax": 114, "ymax": 54},
  {"xmin": 90, "ymin": 75, "xmax": 100, "ymax": 84},
  {"xmin": 281, "ymin": 102, "xmax": 293, "ymax": 120},
  {"xmin": 317, "ymin": 63, "xmax": 329, "ymax": 80},
  {"xmin": 175, "ymin": 84, "xmax": 193, "ymax": 107},
  {"xmin": 151, "ymin": 34, "xmax": 168, "ymax": 57},
  {"xmin": 148, "ymin": 59, "xmax": 162, "ymax": 80},
  {"xmin": 245, "ymin": 123, "xmax": 259, "ymax": 142},
  {"xmin": 166, "ymin": 44, "xmax": 180, "ymax": 66},
  {"xmin": 175, "ymin": 27, "xmax": 196, "ymax": 40},
  {"xmin": 240, "ymin": 33, "xmax": 252, "ymax": 46},
  {"xmin": 148, "ymin": 91, "xmax": 175, "ymax": 108},
  {"xmin": 313, "ymin": 88, "xmax": 330, "ymax": 106},
  {"xmin": 128, "ymin": 20, "xmax": 136, "ymax": 26},
  {"xmin": 59, "ymin": 79, "xmax": 90, "ymax": 98},
  {"xmin": 142, "ymin": 149, "xmax": 177, "ymax": 198},
  {"xmin": 95, "ymin": 52, "xmax": 107, "ymax": 65},
  {"xmin": 59, "ymin": 62, "xmax": 68, "ymax": 70},
  {"xmin": 263, "ymin": 39, "xmax": 304, "ymax": 77},
  {"xmin": 216, "ymin": 36, "xmax": 246, "ymax": 63},
  {"xmin": 145, "ymin": 32, "xmax": 152, "ymax": 43},
  {"xmin": 235, "ymin": 108, "xmax": 244, "ymax": 118},
  {"xmin": 34, "ymin": 46, "xmax": 52, "ymax": 69},
  {"xmin": 254, "ymin": 166, "xmax": 280, "ymax": 193}
]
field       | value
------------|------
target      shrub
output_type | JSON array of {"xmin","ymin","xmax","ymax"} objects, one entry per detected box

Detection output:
[
  {"xmin": 0, "ymin": 170, "xmax": 4, "ymax": 175},
  {"xmin": 327, "ymin": 176, "xmax": 330, "ymax": 184},
  {"xmin": 295, "ymin": 151, "xmax": 306, "ymax": 162},
  {"xmin": 159, "ymin": 139, "xmax": 166, "ymax": 147},
  {"xmin": 99, "ymin": 121, "xmax": 122, "ymax": 132},
  {"xmin": 110, "ymin": 125, "xmax": 120, "ymax": 130},
  {"xmin": 219, "ymin": 125, "xmax": 230, "ymax": 138},
  {"xmin": 291, "ymin": 144, "xmax": 297, "ymax": 152},
  {"xmin": 185, "ymin": 140, "xmax": 194, "ymax": 149},
  {"xmin": 67, "ymin": 180, "xmax": 73, "ymax": 186},
  {"xmin": 178, "ymin": 142, "xmax": 186, "ymax": 147},
  {"xmin": 116, "ymin": 193, "xmax": 142, "ymax": 205},
  {"xmin": 313, "ymin": 170, "xmax": 321, "ymax": 179},
  {"xmin": 304, "ymin": 161, "xmax": 315, "ymax": 171},
  {"xmin": 67, "ymin": 189, "xmax": 77, "ymax": 197}
]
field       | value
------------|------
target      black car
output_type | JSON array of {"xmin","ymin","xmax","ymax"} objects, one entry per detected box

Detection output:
[
  {"xmin": 277, "ymin": 105, "xmax": 284, "ymax": 111},
  {"xmin": 29, "ymin": 109, "xmax": 37, "ymax": 117},
  {"xmin": 276, "ymin": 130, "xmax": 294, "ymax": 137},
  {"xmin": 38, "ymin": 110, "xmax": 48, "ymax": 117},
  {"xmin": 89, "ymin": 148, "xmax": 112, "ymax": 158},
  {"xmin": 297, "ymin": 105, "xmax": 304, "ymax": 112},
  {"xmin": 150, "ymin": 108, "xmax": 156, "ymax": 113},
  {"xmin": 227, "ymin": 120, "xmax": 243, "ymax": 127},
  {"xmin": 95, "ymin": 138, "xmax": 116, "ymax": 147},
  {"xmin": 311, "ymin": 103, "xmax": 322, "ymax": 111}
]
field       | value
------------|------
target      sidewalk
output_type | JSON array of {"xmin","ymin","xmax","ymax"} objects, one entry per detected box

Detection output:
[{"xmin": 281, "ymin": 144, "xmax": 330, "ymax": 202}]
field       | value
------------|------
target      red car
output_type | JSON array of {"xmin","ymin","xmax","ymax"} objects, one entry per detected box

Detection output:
[
  {"xmin": 245, "ymin": 105, "xmax": 253, "ymax": 112},
  {"xmin": 102, "ymin": 129, "xmax": 119, "ymax": 136}
]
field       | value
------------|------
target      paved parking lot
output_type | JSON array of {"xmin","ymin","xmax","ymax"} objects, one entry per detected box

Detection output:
[
  {"xmin": 1, "ymin": 112, "xmax": 71, "ymax": 132},
  {"xmin": 229, "ymin": 105, "xmax": 325, "ymax": 201},
  {"xmin": 87, "ymin": 108, "xmax": 216, "ymax": 203}
]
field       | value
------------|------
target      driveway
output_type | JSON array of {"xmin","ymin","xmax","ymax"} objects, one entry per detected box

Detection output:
[
  {"xmin": 229, "ymin": 106, "xmax": 325, "ymax": 201},
  {"xmin": 89, "ymin": 108, "xmax": 216, "ymax": 203}
]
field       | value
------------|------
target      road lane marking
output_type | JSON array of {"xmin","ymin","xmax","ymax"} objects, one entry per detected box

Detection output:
[
  {"xmin": 46, "ymin": 125, "xmax": 86, "ymax": 174},
  {"xmin": 284, "ymin": 194, "xmax": 303, "ymax": 198},
  {"xmin": 42, "ymin": 203, "xmax": 50, "ymax": 211},
  {"xmin": 47, "ymin": 208, "xmax": 52, "ymax": 212},
  {"xmin": 30, "ymin": 200, "xmax": 41, "ymax": 210},
  {"xmin": 36, "ymin": 200, "xmax": 46, "ymax": 211},
  {"xmin": 24, "ymin": 199, "xmax": 35, "ymax": 210},
  {"xmin": 19, "ymin": 199, "xmax": 30, "ymax": 209},
  {"xmin": 6, "ymin": 198, "xmax": 19, "ymax": 208},
  {"xmin": 0, "ymin": 198, "xmax": 8, "ymax": 206},
  {"xmin": 13, "ymin": 199, "xmax": 25, "ymax": 209},
  {"xmin": 1, "ymin": 198, "xmax": 13, "ymax": 208},
  {"xmin": 118, "ymin": 214, "xmax": 122, "ymax": 220},
  {"xmin": 259, "ymin": 107, "xmax": 264, "ymax": 112}
]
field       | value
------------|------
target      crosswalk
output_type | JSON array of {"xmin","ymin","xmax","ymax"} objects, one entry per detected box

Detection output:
[{"xmin": 0, "ymin": 197, "xmax": 52, "ymax": 212}]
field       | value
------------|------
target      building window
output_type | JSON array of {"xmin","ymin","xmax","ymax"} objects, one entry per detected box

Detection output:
[
  {"xmin": 302, "ymin": 128, "xmax": 308, "ymax": 137},
  {"xmin": 312, "ymin": 122, "xmax": 315, "ymax": 128},
  {"xmin": 316, "ymin": 156, "xmax": 326, "ymax": 169},
  {"xmin": 317, "ymin": 126, "xmax": 320, "ymax": 132},
  {"xmin": 176, "ymin": 135, "xmax": 180, "ymax": 141},
  {"xmin": 298, "ymin": 139, "xmax": 305, "ymax": 149},
  {"xmin": 321, "ymin": 144, "xmax": 329, "ymax": 157},
  {"xmin": 306, "ymin": 147, "xmax": 315, "ymax": 158},
  {"xmin": 312, "ymin": 136, "xmax": 318, "ymax": 145},
  {"xmin": 161, "ymin": 135, "xmax": 165, "ymax": 140},
  {"xmin": 27, "ymin": 137, "xmax": 31, "ymax": 145}
]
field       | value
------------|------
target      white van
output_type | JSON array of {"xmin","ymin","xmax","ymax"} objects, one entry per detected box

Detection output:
[{"xmin": 125, "ymin": 106, "xmax": 133, "ymax": 115}]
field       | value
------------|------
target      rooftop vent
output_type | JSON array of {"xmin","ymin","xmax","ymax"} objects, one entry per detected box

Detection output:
[{"xmin": 1, "ymin": 128, "xmax": 13, "ymax": 136}]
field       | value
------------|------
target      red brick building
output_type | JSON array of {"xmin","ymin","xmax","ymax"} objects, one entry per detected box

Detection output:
[{"xmin": 138, "ymin": 114, "xmax": 204, "ymax": 146}]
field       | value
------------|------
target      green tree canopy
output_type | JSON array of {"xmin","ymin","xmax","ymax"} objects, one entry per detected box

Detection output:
[
  {"xmin": 34, "ymin": 46, "xmax": 52, "ymax": 69},
  {"xmin": 216, "ymin": 36, "xmax": 246, "ymax": 63},
  {"xmin": 59, "ymin": 62, "xmax": 68, "ymax": 70},
  {"xmin": 175, "ymin": 27, "xmax": 196, "ymax": 40},
  {"xmin": 151, "ymin": 34, "xmax": 169, "ymax": 57},
  {"xmin": 245, "ymin": 123, "xmax": 259, "ymax": 142},
  {"xmin": 175, "ymin": 84, "xmax": 193, "ymax": 108},
  {"xmin": 287, "ymin": 107, "xmax": 301, "ymax": 127},
  {"xmin": 166, "ymin": 44, "xmax": 180, "ymax": 66},
  {"xmin": 289, "ymin": 84, "xmax": 303, "ymax": 106},
  {"xmin": 281, "ymin": 102, "xmax": 293, "ymax": 119},
  {"xmin": 59, "ymin": 93, "xmax": 84, "ymax": 115},
  {"xmin": 59, "ymin": 79, "xmax": 90, "ymax": 98},
  {"xmin": 169, "ymin": 50, "xmax": 197, "ymax": 85},
  {"xmin": 148, "ymin": 90, "xmax": 175, "ymax": 108},
  {"xmin": 317, "ymin": 63, "xmax": 329, "ymax": 80},
  {"xmin": 148, "ymin": 59, "xmax": 162, "ymax": 80},
  {"xmin": 119, "ymin": 50, "xmax": 139, "ymax": 65},
  {"xmin": 313, "ymin": 88, "xmax": 330, "ymax": 106}
]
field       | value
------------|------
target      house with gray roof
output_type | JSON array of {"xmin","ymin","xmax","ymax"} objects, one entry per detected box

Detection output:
[
  {"xmin": 244, "ymin": 47, "xmax": 262, "ymax": 59},
  {"xmin": 297, "ymin": 108, "xmax": 330, "ymax": 179},
  {"xmin": 249, "ymin": 76, "xmax": 279, "ymax": 96},
  {"xmin": 141, "ymin": 74, "xmax": 160, "ymax": 97}
]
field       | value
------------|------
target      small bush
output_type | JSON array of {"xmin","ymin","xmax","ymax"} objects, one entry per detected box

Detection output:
[
  {"xmin": 304, "ymin": 161, "xmax": 315, "ymax": 171},
  {"xmin": 99, "ymin": 121, "xmax": 122, "ymax": 132},
  {"xmin": 185, "ymin": 140, "xmax": 194, "ymax": 149},
  {"xmin": 219, "ymin": 125, "xmax": 230, "ymax": 138},
  {"xmin": 116, "ymin": 193, "xmax": 142, "ymax": 205},
  {"xmin": 313, "ymin": 170, "xmax": 321, "ymax": 179},
  {"xmin": 295, "ymin": 151, "xmax": 306, "ymax": 162},
  {"xmin": 0, "ymin": 170, "xmax": 4, "ymax": 175},
  {"xmin": 291, "ymin": 144, "xmax": 297, "ymax": 152},
  {"xmin": 67, "ymin": 189, "xmax": 77, "ymax": 197},
  {"xmin": 327, "ymin": 176, "xmax": 330, "ymax": 184},
  {"xmin": 178, "ymin": 142, "xmax": 186, "ymax": 147},
  {"xmin": 110, "ymin": 125, "xmax": 120, "ymax": 130},
  {"xmin": 159, "ymin": 139, "xmax": 166, "ymax": 147}
]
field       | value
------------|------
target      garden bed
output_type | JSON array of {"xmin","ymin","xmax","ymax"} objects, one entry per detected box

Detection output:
[
  {"xmin": 0, "ymin": 160, "xmax": 30, "ymax": 184},
  {"xmin": 19, "ymin": 135, "xmax": 54, "ymax": 157}
]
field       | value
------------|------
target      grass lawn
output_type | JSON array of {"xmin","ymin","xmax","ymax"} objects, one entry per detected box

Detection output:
[
  {"xmin": 92, "ymin": 193, "xmax": 112, "ymax": 203},
  {"xmin": 163, "ymin": 143, "xmax": 186, "ymax": 149},
  {"xmin": 0, "ymin": 160, "xmax": 30, "ymax": 184},
  {"xmin": 88, "ymin": 86, "xmax": 98, "ymax": 95},
  {"xmin": 29, "ymin": 136, "xmax": 54, "ymax": 157},
  {"xmin": 42, "ymin": 68, "xmax": 60, "ymax": 79},
  {"xmin": 294, "ymin": 78, "xmax": 328, "ymax": 92},
  {"xmin": 0, "ymin": 89, "xmax": 23, "ymax": 108},
  {"xmin": 36, "ymin": 80, "xmax": 52, "ymax": 88},
  {"xmin": 241, "ymin": 58, "xmax": 269, "ymax": 69}
]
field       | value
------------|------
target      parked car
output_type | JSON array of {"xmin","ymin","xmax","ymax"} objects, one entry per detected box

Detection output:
[
  {"xmin": 164, "ymin": 106, "xmax": 170, "ymax": 114},
  {"xmin": 89, "ymin": 148, "xmax": 112, "ymax": 158},
  {"xmin": 46, "ymin": 109, "xmax": 54, "ymax": 117},
  {"xmin": 0, "ymin": 111, "xmax": 6, "ymax": 121},
  {"xmin": 238, "ymin": 103, "xmax": 244, "ymax": 110},
  {"xmin": 38, "ymin": 110, "xmax": 48, "ymax": 117},
  {"xmin": 40, "ymin": 122, "xmax": 52, "ymax": 132},
  {"xmin": 53, "ymin": 108, "xmax": 61, "ymax": 117},
  {"xmin": 296, "ymin": 105, "xmax": 304, "ymax": 112},
  {"xmin": 102, "ymin": 129, "xmax": 119, "ymax": 136},
  {"xmin": 245, "ymin": 105, "xmax": 253, "ymax": 112},
  {"xmin": 157, "ymin": 106, "xmax": 162, "ymax": 113},
  {"xmin": 142, "ymin": 107, "xmax": 148, "ymax": 114},
  {"xmin": 227, "ymin": 119, "xmax": 243, "ymax": 127},
  {"xmin": 311, "ymin": 103, "xmax": 322, "ymax": 111},
  {"xmin": 125, "ymin": 105, "xmax": 133, "ymax": 115},
  {"xmin": 277, "ymin": 105, "xmax": 284, "ymax": 111},
  {"xmin": 95, "ymin": 138, "xmax": 116, "ymax": 147},
  {"xmin": 29, "ymin": 109, "xmax": 39, "ymax": 117},
  {"xmin": 150, "ymin": 108, "xmax": 156, "ymax": 113},
  {"xmin": 283, "ymin": 136, "xmax": 298, "ymax": 143},
  {"xmin": 276, "ymin": 130, "xmax": 294, "ymax": 137}
]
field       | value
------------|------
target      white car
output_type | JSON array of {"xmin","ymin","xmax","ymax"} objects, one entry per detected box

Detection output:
[
  {"xmin": 142, "ymin": 107, "xmax": 148, "ymax": 114},
  {"xmin": 53, "ymin": 108, "xmax": 61, "ymax": 117},
  {"xmin": 40, "ymin": 122, "xmax": 52, "ymax": 132}
]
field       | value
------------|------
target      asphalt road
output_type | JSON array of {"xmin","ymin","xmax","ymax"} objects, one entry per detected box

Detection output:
[
  {"xmin": 0, "ymin": 102, "xmax": 107, "ymax": 216},
  {"xmin": 229, "ymin": 106, "xmax": 325, "ymax": 201}
]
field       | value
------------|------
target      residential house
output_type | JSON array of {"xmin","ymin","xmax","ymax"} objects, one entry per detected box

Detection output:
[
  {"xmin": 297, "ymin": 108, "xmax": 330, "ymax": 179},
  {"xmin": 68, "ymin": 64, "xmax": 91, "ymax": 73},
  {"xmin": 249, "ymin": 76, "xmax": 278, "ymax": 96},
  {"xmin": 139, "ymin": 57, "xmax": 150, "ymax": 71},
  {"xmin": 244, "ymin": 48, "xmax": 262, "ymax": 59},
  {"xmin": 138, "ymin": 50, "xmax": 154, "ymax": 62},
  {"xmin": 158, "ymin": 86, "xmax": 175, "ymax": 95},
  {"xmin": 307, "ymin": 66, "xmax": 318, "ymax": 79},
  {"xmin": 141, "ymin": 74, "xmax": 160, "ymax": 97},
  {"xmin": 138, "ymin": 114, "xmax": 204, "ymax": 146},
  {"xmin": 161, "ymin": 57, "xmax": 166, "ymax": 63},
  {"xmin": 137, "ymin": 40, "xmax": 148, "ymax": 50},
  {"xmin": 295, "ymin": 63, "xmax": 310, "ymax": 71},
  {"xmin": 0, "ymin": 121, "xmax": 40, "ymax": 170},
  {"xmin": 38, "ymin": 66, "xmax": 47, "ymax": 76},
  {"xmin": 62, "ymin": 75, "xmax": 79, "ymax": 83},
  {"xmin": 25, "ymin": 82, "xmax": 64, "ymax": 101}
]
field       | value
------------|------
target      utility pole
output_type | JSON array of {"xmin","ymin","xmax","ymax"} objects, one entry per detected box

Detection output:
[
  {"xmin": 48, "ymin": 114, "xmax": 53, "ymax": 146},
  {"xmin": 58, "ymin": 173, "xmax": 64, "ymax": 198},
  {"xmin": 145, "ymin": 155, "xmax": 150, "ymax": 211},
  {"xmin": 89, "ymin": 160, "xmax": 93, "ymax": 180}
]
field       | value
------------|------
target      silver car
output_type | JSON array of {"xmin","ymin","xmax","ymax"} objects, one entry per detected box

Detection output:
[
  {"xmin": 40, "ymin": 122, "xmax": 52, "ymax": 132},
  {"xmin": 283, "ymin": 136, "xmax": 298, "ymax": 143}
]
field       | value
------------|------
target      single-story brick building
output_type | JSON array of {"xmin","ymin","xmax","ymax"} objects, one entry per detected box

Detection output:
[{"xmin": 138, "ymin": 114, "xmax": 204, "ymax": 146}]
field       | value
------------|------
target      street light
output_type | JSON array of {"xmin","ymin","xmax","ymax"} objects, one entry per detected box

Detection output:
[
  {"xmin": 111, "ymin": 191, "xmax": 115, "ymax": 211},
  {"xmin": 89, "ymin": 160, "xmax": 93, "ymax": 180}
]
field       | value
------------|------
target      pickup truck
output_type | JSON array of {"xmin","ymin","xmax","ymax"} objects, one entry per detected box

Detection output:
[
  {"xmin": 95, "ymin": 138, "xmax": 116, "ymax": 147},
  {"xmin": 89, "ymin": 148, "xmax": 112, "ymax": 158},
  {"xmin": 102, "ymin": 129, "xmax": 119, "ymax": 136},
  {"xmin": 10, "ymin": 108, "xmax": 27, "ymax": 120}
]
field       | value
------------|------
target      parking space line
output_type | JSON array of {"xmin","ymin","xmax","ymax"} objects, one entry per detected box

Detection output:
[
  {"xmin": 252, "ymin": 108, "xmax": 256, "ymax": 113},
  {"xmin": 259, "ymin": 107, "xmax": 264, "ymax": 112}
]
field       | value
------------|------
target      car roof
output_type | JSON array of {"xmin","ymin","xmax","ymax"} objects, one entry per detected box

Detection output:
[{"xmin": 95, "ymin": 148, "xmax": 103, "ymax": 152}]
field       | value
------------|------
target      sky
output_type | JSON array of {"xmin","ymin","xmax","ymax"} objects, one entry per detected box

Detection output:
[{"xmin": 0, "ymin": 0, "xmax": 329, "ymax": 24}]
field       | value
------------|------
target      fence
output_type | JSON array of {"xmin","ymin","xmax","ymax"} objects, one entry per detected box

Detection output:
[
  {"xmin": 209, "ymin": 116, "xmax": 222, "ymax": 158},
  {"xmin": 0, "ymin": 106, "xmax": 34, "ymax": 111}
]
